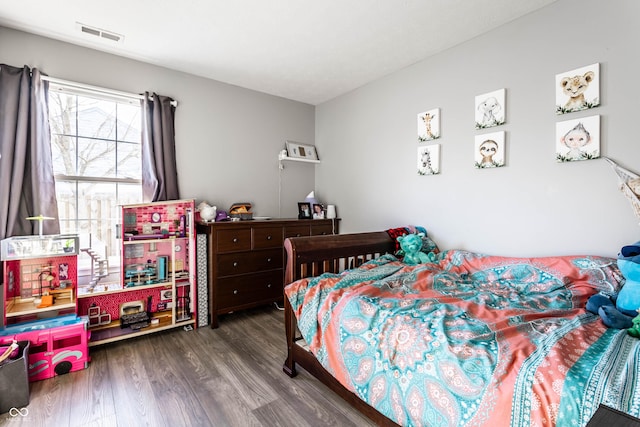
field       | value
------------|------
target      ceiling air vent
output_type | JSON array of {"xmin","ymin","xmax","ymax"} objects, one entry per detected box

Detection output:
[{"xmin": 76, "ymin": 22, "xmax": 124, "ymax": 44}]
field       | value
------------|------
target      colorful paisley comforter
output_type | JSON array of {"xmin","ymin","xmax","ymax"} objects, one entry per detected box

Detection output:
[{"xmin": 284, "ymin": 250, "xmax": 640, "ymax": 427}]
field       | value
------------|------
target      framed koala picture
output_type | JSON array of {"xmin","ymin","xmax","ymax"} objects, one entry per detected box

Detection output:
[
  {"xmin": 555, "ymin": 115, "xmax": 600, "ymax": 162},
  {"xmin": 555, "ymin": 63, "xmax": 600, "ymax": 115}
]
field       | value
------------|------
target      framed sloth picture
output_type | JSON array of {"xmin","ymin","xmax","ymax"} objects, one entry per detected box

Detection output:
[{"xmin": 474, "ymin": 131, "xmax": 505, "ymax": 169}]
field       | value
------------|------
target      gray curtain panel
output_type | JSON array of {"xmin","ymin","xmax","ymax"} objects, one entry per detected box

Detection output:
[
  {"xmin": 141, "ymin": 92, "xmax": 179, "ymax": 202},
  {"xmin": 0, "ymin": 64, "xmax": 59, "ymax": 239}
]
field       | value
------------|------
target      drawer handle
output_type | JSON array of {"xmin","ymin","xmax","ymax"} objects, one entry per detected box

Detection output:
[
  {"xmin": 296, "ymin": 233, "xmax": 301, "ymax": 237},
  {"xmin": 233, "ymin": 238, "xmax": 238, "ymax": 243},
  {"xmin": 267, "ymin": 258, "xmax": 271, "ymax": 262},
  {"xmin": 267, "ymin": 235, "xmax": 272, "ymax": 240},
  {"xmin": 233, "ymin": 290, "xmax": 238, "ymax": 294},
  {"xmin": 233, "ymin": 262, "xmax": 238, "ymax": 267},
  {"xmin": 267, "ymin": 283, "xmax": 272, "ymax": 288}
]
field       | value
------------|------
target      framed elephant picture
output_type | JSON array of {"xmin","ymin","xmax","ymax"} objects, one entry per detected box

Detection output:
[{"xmin": 475, "ymin": 88, "xmax": 505, "ymax": 129}]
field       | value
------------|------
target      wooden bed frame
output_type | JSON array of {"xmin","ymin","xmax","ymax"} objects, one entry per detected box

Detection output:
[
  {"xmin": 282, "ymin": 231, "xmax": 400, "ymax": 426},
  {"xmin": 281, "ymin": 232, "xmax": 640, "ymax": 427}
]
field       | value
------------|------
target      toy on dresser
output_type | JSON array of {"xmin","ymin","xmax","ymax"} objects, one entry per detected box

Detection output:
[{"xmin": 198, "ymin": 202, "xmax": 217, "ymax": 222}]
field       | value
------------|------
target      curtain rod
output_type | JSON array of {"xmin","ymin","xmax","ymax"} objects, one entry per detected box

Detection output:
[{"xmin": 40, "ymin": 75, "xmax": 178, "ymax": 107}]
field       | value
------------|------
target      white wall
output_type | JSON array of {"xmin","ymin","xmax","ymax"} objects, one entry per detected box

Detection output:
[
  {"xmin": 0, "ymin": 26, "xmax": 315, "ymax": 219},
  {"xmin": 315, "ymin": 0, "xmax": 640, "ymax": 257}
]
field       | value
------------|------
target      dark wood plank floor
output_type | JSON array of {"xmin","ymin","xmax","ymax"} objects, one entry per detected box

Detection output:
[{"xmin": 0, "ymin": 306, "xmax": 375, "ymax": 427}]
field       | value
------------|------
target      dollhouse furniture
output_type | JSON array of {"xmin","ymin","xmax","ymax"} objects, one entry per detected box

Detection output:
[{"xmin": 77, "ymin": 199, "xmax": 197, "ymax": 346}]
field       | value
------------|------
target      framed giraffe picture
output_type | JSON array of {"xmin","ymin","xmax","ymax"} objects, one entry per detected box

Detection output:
[
  {"xmin": 417, "ymin": 144, "xmax": 440, "ymax": 175},
  {"xmin": 417, "ymin": 108, "xmax": 441, "ymax": 142}
]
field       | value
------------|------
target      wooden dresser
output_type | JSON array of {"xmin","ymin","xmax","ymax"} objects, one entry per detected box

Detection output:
[{"xmin": 196, "ymin": 218, "xmax": 339, "ymax": 328}]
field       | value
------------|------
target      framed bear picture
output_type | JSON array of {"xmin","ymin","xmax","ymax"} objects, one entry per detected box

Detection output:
[{"xmin": 555, "ymin": 63, "xmax": 600, "ymax": 115}]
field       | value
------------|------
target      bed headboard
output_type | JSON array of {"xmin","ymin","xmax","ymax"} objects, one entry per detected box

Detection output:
[{"xmin": 284, "ymin": 231, "xmax": 395, "ymax": 284}]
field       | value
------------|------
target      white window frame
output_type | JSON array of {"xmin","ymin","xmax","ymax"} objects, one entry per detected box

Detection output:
[{"xmin": 47, "ymin": 81, "xmax": 143, "ymax": 278}]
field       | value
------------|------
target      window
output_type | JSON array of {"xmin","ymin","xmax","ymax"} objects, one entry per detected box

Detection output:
[{"xmin": 48, "ymin": 84, "xmax": 143, "ymax": 270}]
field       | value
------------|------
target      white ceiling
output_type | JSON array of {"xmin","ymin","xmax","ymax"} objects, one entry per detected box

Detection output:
[{"xmin": 0, "ymin": 0, "xmax": 556, "ymax": 105}]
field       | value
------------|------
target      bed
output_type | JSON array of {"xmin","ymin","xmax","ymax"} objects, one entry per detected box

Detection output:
[{"xmin": 282, "ymin": 230, "xmax": 640, "ymax": 427}]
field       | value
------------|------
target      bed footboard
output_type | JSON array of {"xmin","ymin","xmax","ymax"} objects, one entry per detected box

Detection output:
[{"xmin": 282, "ymin": 231, "xmax": 398, "ymax": 426}]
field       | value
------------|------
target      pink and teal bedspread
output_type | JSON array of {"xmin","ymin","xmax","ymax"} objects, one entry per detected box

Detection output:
[{"xmin": 284, "ymin": 250, "xmax": 640, "ymax": 427}]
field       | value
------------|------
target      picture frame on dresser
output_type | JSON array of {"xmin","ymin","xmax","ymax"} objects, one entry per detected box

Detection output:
[
  {"xmin": 298, "ymin": 202, "xmax": 312, "ymax": 219},
  {"xmin": 312, "ymin": 204, "xmax": 325, "ymax": 219}
]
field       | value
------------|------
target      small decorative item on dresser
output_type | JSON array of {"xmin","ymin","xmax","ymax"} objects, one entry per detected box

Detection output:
[
  {"xmin": 198, "ymin": 202, "xmax": 217, "ymax": 222},
  {"xmin": 326, "ymin": 205, "xmax": 337, "ymax": 219},
  {"xmin": 229, "ymin": 203, "xmax": 253, "ymax": 220}
]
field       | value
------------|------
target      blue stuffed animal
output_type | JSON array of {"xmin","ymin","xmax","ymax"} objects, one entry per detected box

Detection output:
[
  {"xmin": 587, "ymin": 241, "xmax": 640, "ymax": 332},
  {"xmin": 397, "ymin": 233, "xmax": 436, "ymax": 265}
]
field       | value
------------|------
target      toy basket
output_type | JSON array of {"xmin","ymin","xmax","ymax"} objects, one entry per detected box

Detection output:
[
  {"xmin": 604, "ymin": 157, "xmax": 640, "ymax": 221},
  {"xmin": 0, "ymin": 341, "xmax": 30, "ymax": 413}
]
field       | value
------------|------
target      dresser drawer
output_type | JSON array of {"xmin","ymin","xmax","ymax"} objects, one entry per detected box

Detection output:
[
  {"xmin": 284, "ymin": 225, "xmax": 310, "ymax": 239},
  {"xmin": 216, "ymin": 229, "xmax": 251, "ymax": 253},
  {"xmin": 252, "ymin": 226, "xmax": 283, "ymax": 249},
  {"xmin": 311, "ymin": 222, "xmax": 334, "ymax": 236},
  {"xmin": 217, "ymin": 270, "xmax": 283, "ymax": 310},
  {"xmin": 217, "ymin": 249, "xmax": 283, "ymax": 277}
]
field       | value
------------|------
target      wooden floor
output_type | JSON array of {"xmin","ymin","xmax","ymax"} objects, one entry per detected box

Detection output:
[{"xmin": 0, "ymin": 306, "xmax": 375, "ymax": 427}]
